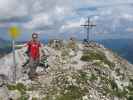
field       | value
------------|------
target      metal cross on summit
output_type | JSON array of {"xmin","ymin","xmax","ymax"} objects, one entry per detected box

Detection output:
[{"xmin": 80, "ymin": 17, "xmax": 96, "ymax": 42}]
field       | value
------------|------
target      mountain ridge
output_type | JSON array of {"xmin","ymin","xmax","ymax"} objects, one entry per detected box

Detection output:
[{"xmin": 0, "ymin": 41, "xmax": 133, "ymax": 100}]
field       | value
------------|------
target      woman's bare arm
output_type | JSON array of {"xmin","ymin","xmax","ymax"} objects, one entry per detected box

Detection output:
[{"xmin": 15, "ymin": 43, "xmax": 27, "ymax": 48}]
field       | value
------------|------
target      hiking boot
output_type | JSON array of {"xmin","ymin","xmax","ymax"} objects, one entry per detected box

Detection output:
[{"xmin": 29, "ymin": 73, "xmax": 38, "ymax": 80}]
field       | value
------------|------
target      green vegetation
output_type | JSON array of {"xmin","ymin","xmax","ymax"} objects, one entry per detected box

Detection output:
[
  {"xmin": 127, "ymin": 96, "xmax": 133, "ymax": 100},
  {"xmin": 43, "ymin": 71, "xmax": 90, "ymax": 100},
  {"xmin": 129, "ymin": 79, "xmax": 133, "ymax": 85},
  {"xmin": 78, "ymin": 70, "xmax": 89, "ymax": 81},
  {"xmin": 110, "ymin": 82, "xmax": 133, "ymax": 99},
  {"xmin": 32, "ymin": 97, "xmax": 38, "ymax": 100},
  {"xmin": 127, "ymin": 85, "xmax": 133, "ymax": 92},
  {"xmin": 43, "ymin": 85, "xmax": 85, "ymax": 100},
  {"xmin": 89, "ymin": 73, "xmax": 97, "ymax": 81},
  {"xmin": 112, "ymin": 89, "xmax": 127, "ymax": 98},
  {"xmin": 7, "ymin": 83, "xmax": 29, "ymax": 100},
  {"xmin": 126, "ymin": 84, "xmax": 133, "ymax": 99},
  {"xmin": 81, "ymin": 50, "xmax": 115, "ymax": 68},
  {"xmin": 100, "ymin": 76, "xmax": 133, "ymax": 98},
  {"xmin": 55, "ymin": 85, "xmax": 84, "ymax": 100},
  {"xmin": 7, "ymin": 83, "xmax": 27, "ymax": 95},
  {"xmin": 18, "ymin": 95, "xmax": 29, "ymax": 100},
  {"xmin": 93, "ymin": 61, "xmax": 102, "ymax": 67}
]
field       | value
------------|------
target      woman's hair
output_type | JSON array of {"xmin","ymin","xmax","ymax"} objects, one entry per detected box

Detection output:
[{"xmin": 32, "ymin": 32, "xmax": 38, "ymax": 39}]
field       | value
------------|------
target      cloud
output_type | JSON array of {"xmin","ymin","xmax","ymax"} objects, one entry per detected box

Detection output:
[
  {"xmin": 0, "ymin": 0, "xmax": 28, "ymax": 18},
  {"xmin": 126, "ymin": 28, "xmax": 133, "ymax": 32},
  {"xmin": 1, "ymin": 0, "xmax": 133, "ymax": 40},
  {"xmin": 60, "ymin": 18, "xmax": 85, "ymax": 32},
  {"xmin": 0, "ymin": 16, "xmax": 31, "ymax": 23},
  {"xmin": 24, "ymin": 13, "xmax": 52, "ymax": 29}
]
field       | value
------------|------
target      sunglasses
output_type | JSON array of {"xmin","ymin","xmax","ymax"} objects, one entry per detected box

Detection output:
[{"xmin": 32, "ymin": 34, "xmax": 38, "ymax": 38}]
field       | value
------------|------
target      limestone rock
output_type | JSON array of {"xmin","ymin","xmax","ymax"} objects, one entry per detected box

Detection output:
[
  {"xmin": 0, "ymin": 86, "xmax": 9, "ymax": 100},
  {"xmin": 9, "ymin": 90, "xmax": 21, "ymax": 100},
  {"xmin": 0, "ymin": 42, "xmax": 133, "ymax": 100}
]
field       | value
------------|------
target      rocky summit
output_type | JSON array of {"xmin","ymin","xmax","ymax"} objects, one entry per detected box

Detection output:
[{"xmin": 0, "ymin": 41, "xmax": 133, "ymax": 100}]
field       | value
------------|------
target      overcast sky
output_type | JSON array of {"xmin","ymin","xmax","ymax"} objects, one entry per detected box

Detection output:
[{"xmin": 0, "ymin": 0, "xmax": 133, "ymax": 41}]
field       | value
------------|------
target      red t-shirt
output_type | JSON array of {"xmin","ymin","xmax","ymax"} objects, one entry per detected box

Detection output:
[{"xmin": 27, "ymin": 41, "xmax": 41, "ymax": 59}]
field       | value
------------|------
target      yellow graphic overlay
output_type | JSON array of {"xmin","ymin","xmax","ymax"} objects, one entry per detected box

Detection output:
[{"xmin": 9, "ymin": 26, "xmax": 21, "ymax": 39}]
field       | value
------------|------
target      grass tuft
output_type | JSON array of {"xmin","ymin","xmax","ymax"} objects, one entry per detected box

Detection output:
[{"xmin": 81, "ymin": 50, "xmax": 115, "ymax": 68}]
